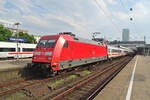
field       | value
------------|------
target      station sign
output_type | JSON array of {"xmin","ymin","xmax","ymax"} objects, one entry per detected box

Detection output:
[{"xmin": 8, "ymin": 38, "xmax": 27, "ymax": 42}]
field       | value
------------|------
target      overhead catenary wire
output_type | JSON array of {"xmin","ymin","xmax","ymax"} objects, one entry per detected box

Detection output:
[
  {"xmin": 94, "ymin": 0, "xmax": 121, "ymax": 34},
  {"xmin": 119, "ymin": 0, "xmax": 128, "ymax": 11},
  {"xmin": 129, "ymin": 9, "xmax": 139, "ymax": 38},
  {"xmin": 118, "ymin": 0, "xmax": 138, "ymax": 36}
]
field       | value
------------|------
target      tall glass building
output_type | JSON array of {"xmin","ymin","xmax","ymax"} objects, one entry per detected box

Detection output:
[{"xmin": 122, "ymin": 29, "xmax": 129, "ymax": 41}]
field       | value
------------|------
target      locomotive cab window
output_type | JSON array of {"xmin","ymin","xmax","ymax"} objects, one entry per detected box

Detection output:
[
  {"xmin": 64, "ymin": 41, "xmax": 68, "ymax": 48},
  {"xmin": 37, "ymin": 39, "xmax": 56, "ymax": 48}
]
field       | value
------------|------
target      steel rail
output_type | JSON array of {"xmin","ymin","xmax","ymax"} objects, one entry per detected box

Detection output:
[
  {"xmin": 0, "ymin": 78, "xmax": 30, "ymax": 88},
  {"xmin": 51, "ymin": 57, "xmax": 131, "ymax": 100},
  {"xmin": 86, "ymin": 57, "xmax": 132, "ymax": 100},
  {"xmin": 0, "ymin": 62, "xmax": 97, "ymax": 97}
]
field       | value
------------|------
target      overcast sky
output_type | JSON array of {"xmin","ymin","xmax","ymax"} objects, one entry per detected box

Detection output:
[{"xmin": 0, "ymin": 0, "xmax": 150, "ymax": 43}]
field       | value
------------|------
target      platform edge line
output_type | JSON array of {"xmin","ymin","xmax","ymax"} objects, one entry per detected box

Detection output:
[{"xmin": 126, "ymin": 56, "xmax": 138, "ymax": 100}]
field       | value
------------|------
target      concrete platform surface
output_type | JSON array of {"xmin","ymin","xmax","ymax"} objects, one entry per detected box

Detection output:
[
  {"xmin": 0, "ymin": 59, "xmax": 31, "ymax": 71},
  {"xmin": 94, "ymin": 55, "xmax": 150, "ymax": 100}
]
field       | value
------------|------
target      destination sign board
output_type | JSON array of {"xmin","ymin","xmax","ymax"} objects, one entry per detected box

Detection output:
[{"xmin": 8, "ymin": 38, "xmax": 27, "ymax": 42}]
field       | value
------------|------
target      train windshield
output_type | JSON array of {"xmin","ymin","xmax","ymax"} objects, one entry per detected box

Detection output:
[{"xmin": 37, "ymin": 39, "xmax": 57, "ymax": 47}]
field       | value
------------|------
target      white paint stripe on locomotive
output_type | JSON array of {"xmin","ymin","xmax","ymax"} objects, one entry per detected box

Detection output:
[{"xmin": 126, "ymin": 56, "xmax": 138, "ymax": 100}]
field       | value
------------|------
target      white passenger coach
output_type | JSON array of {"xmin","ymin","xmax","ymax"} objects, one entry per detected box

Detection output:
[
  {"xmin": 107, "ymin": 45, "xmax": 133, "ymax": 58},
  {"xmin": 0, "ymin": 41, "xmax": 36, "ymax": 58}
]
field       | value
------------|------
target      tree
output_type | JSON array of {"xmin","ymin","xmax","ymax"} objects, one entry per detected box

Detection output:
[
  {"xmin": 13, "ymin": 32, "xmax": 37, "ymax": 44},
  {"xmin": 0, "ymin": 24, "xmax": 13, "ymax": 42},
  {"xmin": 0, "ymin": 24, "xmax": 37, "ymax": 44}
]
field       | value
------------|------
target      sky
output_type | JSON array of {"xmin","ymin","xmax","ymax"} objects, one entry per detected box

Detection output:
[{"xmin": 0, "ymin": 0, "xmax": 150, "ymax": 43}]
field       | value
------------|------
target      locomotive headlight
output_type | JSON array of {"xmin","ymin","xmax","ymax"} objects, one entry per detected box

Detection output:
[
  {"xmin": 45, "ymin": 52, "xmax": 52, "ymax": 56},
  {"xmin": 34, "ymin": 52, "xmax": 41, "ymax": 55}
]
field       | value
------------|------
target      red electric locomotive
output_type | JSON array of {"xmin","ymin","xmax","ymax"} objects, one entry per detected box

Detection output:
[{"xmin": 32, "ymin": 32, "xmax": 108, "ymax": 75}]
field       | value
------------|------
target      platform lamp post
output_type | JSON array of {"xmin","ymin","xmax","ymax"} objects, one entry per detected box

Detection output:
[
  {"xmin": 144, "ymin": 36, "xmax": 146, "ymax": 56},
  {"xmin": 14, "ymin": 22, "xmax": 21, "ymax": 62}
]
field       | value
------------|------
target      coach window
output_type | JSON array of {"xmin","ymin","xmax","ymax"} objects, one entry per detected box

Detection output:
[
  {"xmin": 64, "ymin": 41, "xmax": 68, "ymax": 48},
  {"xmin": 23, "ymin": 48, "xmax": 35, "ymax": 52},
  {"xmin": 112, "ymin": 49, "xmax": 115, "ymax": 53},
  {"xmin": 0, "ymin": 48, "xmax": 3, "ymax": 52},
  {"xmin": 0, "ymin": 48, "xmax": 15, "ymax": 52},
  {"xmin": 108, "ymin": 49, "xmax": 111, "ymax": 53},
  {"xmin": 124, "ymin": 51, "xmax": 128, "ymax": 53},
  {"xmin": 9, "ymin": 48, "xmax": 16, "ymax": 52}
]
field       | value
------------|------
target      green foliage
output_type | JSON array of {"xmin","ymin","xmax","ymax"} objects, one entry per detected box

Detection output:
[
  {"xmin": 0, "ymin": 24, "xmax": 37, "ymax": 44},
  {"xmin": 13, "ymin": 32, "xmax": 37, "ymax": 44},
  {"xmin": 82, "ymin": 70, "xmax": 91, "ymax": 74},
  {"xmin": 0, "ymin": 24, "xmax": 13, "ymax": 42}
]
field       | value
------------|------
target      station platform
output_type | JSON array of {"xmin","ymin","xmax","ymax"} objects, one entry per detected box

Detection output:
[
  {"xmin": 94, "ymin": 55, "xmax": 150, "ymax": 100},
  {"xmin": 0, "ymin": 59, "xmax": 31, "ymax": 72}
]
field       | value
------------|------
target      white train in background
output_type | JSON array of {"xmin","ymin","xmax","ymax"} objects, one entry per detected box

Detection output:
[
  {"xmin": 0, "ymin": 41, "xmax": 36, "ymax": 58},
  {"xmin": 107, "ymin": 45, "xmax": 134, "ymax": 58}
]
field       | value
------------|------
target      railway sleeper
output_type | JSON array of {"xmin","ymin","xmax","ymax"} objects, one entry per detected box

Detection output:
[{"xmin": 23, "ymin": 83, "xmax": 51, "ymax": 99}]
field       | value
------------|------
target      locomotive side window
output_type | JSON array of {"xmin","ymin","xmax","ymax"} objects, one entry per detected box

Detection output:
[
  {"xmin": 0, "ymin": 48, "xmax": 15, "ymax": 52},
  {"xmin": 37, "ymin": 39, "xmax": 56, "ymax": 47},
  {"xmin": 64, "ymin": 41, "xmax": 68, "ymax": 48}
]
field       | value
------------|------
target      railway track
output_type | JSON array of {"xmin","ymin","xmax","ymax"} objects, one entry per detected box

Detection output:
[
  {"xmin": 0, "ymin": 56, "xmax": 132, "ymax": 100},
  {"xmin": 49, "ymin": 56, "xmax": 132, "ymax": 100},
  {"xmin": 0, "ymin": 71, "xmax": 76, "ymax": 97},
  {"xmin": 0, "ymin": 61, "xmax": 100, "ymax": 98}
]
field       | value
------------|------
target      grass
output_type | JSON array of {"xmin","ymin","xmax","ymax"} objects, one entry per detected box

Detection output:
[
  {"xmin": 82, "ymin": 70, "xmax": 91, "ymax": 74},
  {"xmin": 50, "ymin": 78, "xmax": 65, "ymax": 88},
  {"xmin": 3, "ymin": 92, "xmax": 25, "ymax": 100},
  {"xmin": 49, "ymin": 74, "xmax": 78, "ymax": 88},
  {"xmin": 48, "ymin": 70, "xmax": 91, "ymax": 89},
  {"xmin": 67, "ymin": 74, "xmax": 77, "ymax": 79}
]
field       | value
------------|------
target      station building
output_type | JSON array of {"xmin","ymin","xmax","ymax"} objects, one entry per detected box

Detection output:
[
  {"xmin": 6, "ymin": 27, "xmax": 28, "ymax": 34},
  {"xmin": 110, "ymin": 40, "xmax": 150, "ymax": 55}
]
